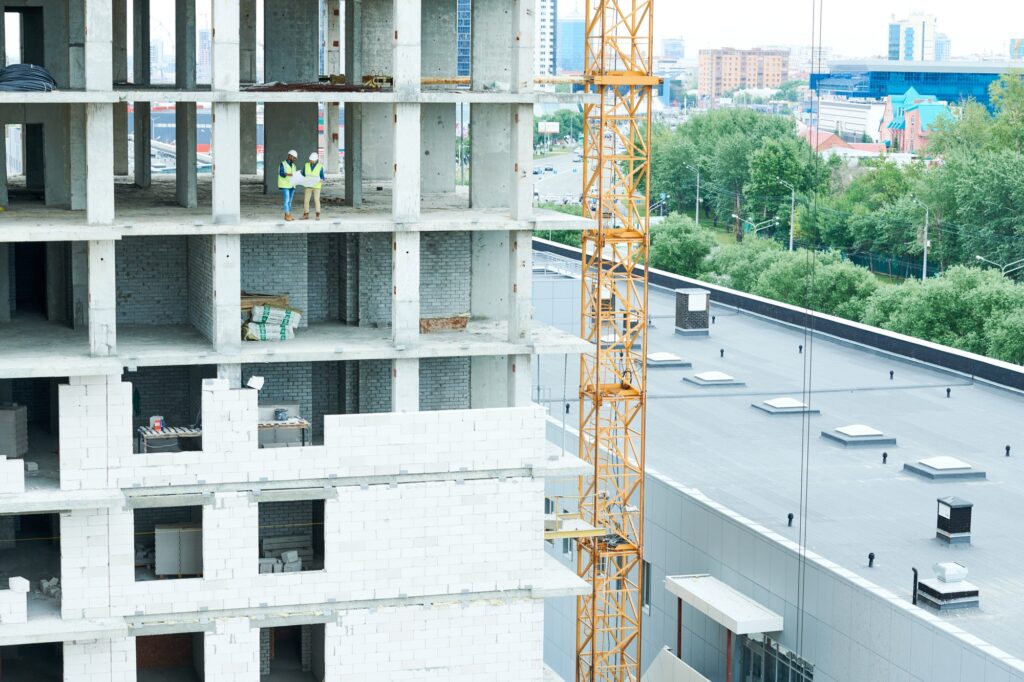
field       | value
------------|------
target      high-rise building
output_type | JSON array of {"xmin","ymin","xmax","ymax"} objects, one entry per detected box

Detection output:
[
  {"xmin": 197, "ymin": 28, "xmax": 211, "ymax": 83},
  {"xmin": 535, "ymin": 0, "xmax": 557, "ymax": 77},
  {"xmin": 697, "ymin": 48, "xmax": 790, "ymax": 102},
  {"xmin": 662, "ymin": 38, "xmax": 685, "ymax": 60},
  {"xmin": 1011, "ymin": 38, "xmax": 1024, "ymax": 60},
  {"xmin": 887, "ymin": 14, "xmax": 938, "ymax": 61},
  {"xmin": 556, "ymin": 15, "xmax": 585, "ymax": 73},
  {"xmin": 456, "ymin": 0, "xmax": 471, "ymax": 76},
  {"xmin": 0, "ymin": 2, "xmax": 587, "ymax": 679},
  {"xmin": 936, "ymin": 33, "xmax": 952, "ymax": 61}
]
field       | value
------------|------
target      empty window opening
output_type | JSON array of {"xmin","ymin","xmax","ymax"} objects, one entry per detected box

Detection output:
[
  {"xmin": 0, "ymin": 377, "xmax": 66, "ymax": 488},
  {"xmin": 258, "ymin": 500, "xmax": 325, "ymax": 574},
  {"xmin": 0, "ymin": 642, "xmax": 63, "ymax": 681},
  {"xmin": 136, "ymin": 633, "xmax": 204, "ymax": 682},
  {"xmin": 127, "ymin": 365, "xmax": 215, "ymax": 453},
  {"xmin": 133, "ymin": 506, "xmax": 203, "ymax": 581},
  {"xmin": 259, "ymin": 625, "xmax": 325, "ymax": 681},
  {"xmin": 4, "ymin": 12, "xmax": 23, "ymax": 65},
  {"xmin": 0, "ymin": 513, "xmax": 61, "ymax": 616},
  {"xmin": 3, "ymin": 241, "xmax": 79, "ymax": 327}
]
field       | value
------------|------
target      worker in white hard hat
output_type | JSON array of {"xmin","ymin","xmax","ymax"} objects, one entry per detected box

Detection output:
[
  {"xmin": 278, "ymin": 149, "xmax": 298, "ymax": 221},
  {"xmin": 300, "ymin": 151, "xmax": 325, "ymax": 220}
]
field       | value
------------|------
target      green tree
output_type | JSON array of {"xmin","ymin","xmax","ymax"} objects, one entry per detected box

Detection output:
[
  {"xmin": 649, "ymin": 214, "xmax": 715, "ymax": 276},
  {"xmin": 702, "ymin": 238, "xmax": 786, "ymax": 290},
  {"xmin": 927, "ymin": 101, "xmax": 994, "ymax": 156},
  {"xmin": 989, "ymin": 70, "xmax": 1024, "ymax": 152},
  {"xmin": 771, "ymin": 80, "xmax": 804, "ymax": 102},
  {"xmin": 986, "ymin": 308, "xmax": 1024, "ymax": 364},
  {"xmin": 751, "ymin": 251, "xmax": 879, "ymax": 319}
]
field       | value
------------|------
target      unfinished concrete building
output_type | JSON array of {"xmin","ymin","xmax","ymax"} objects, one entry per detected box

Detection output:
[{"xmin": 0, "ymin": 0, "xmax": 588, "ymax": 679}]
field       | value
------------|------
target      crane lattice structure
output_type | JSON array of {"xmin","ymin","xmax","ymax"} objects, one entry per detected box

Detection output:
[{"xmin": 576, "ymin": 1, "xmax": 656, "ymax": 680}]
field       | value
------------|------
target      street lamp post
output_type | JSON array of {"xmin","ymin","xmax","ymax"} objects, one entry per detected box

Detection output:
[
  {"xmin": 778, "ymin": 178, "xmax": 796, "ymax": 251},
  {"xmin": 732, "ymin": 214, "xmax": 778, "ymax": 237},
  {"xmin": 975, "ymin": 255, "xmax": 1024, "ymax": 278},
  {"xmin": 910, "ymin": 197, "xmax": 930, "ymax": 281}
]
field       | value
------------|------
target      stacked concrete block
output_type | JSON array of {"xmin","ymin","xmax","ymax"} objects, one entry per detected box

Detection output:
[
  {"xmin": 0, "ymin": 456, "xmax": 26, "ymax": 495},
  {"xmin": 59, "ymin": 375, "xmax": 132, "ymax": 490},
  {"xmin": 204, "ymin": 492, "xmax": 257, "ymax": 581},
  {"xmin": 199, "ymin": 378, "xmax": 259, "ymax": 456},
  {"xmin": 0, "ymin": 576, "xmax": 29, "ymax": 624},
  {"xmin": 62, "ymin": 636, "xmax": 136, "ymax": 682},
  {"xmin": 60, "ymin": 508, "xmax": 112, "ymax": 619},
  {"xmin": 204, "ymin": 618, "xmax": 260, "ymax": 681},
  {"xmin": 326, "ymin": 599, "xmax": 544, "ymax": 680}
]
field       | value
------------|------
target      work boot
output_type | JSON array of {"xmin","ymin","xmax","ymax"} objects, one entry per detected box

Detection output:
[
  {"xmin": 316, "ymin": 212, "xmax": 321, "ymax": 221},
  {"xmin": 285, "ymin": 213, "xmax": 294, "ymax": 222},
  {"xmin": 301, "ymin": 212, "xmax": 309, "ymax": 220}
]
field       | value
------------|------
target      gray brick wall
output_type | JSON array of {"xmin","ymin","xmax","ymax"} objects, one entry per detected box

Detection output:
[
  {"xmin": 357, "ymin": 359, "xmax": 391, "ymax": 413},
  {"xmin": 343, "ymin": 235, "xmax": 359, "ymax": 324},
  {"xmin": 242, "ymin": 362, "xmax": 313, "ymax": 424},
  {"xmin": 420, "ymin": 232, "xmax": 471, "ymax": 319},
  {"xmin": 311, "ymin": 361, "xmax": 345, "ymax": 435},
  {"xmin": 187, "ymin": 235, "xmax": 215, "ymax": 341},
  {"xmin": 116, "ymin": 237, "xmax": 189, "ymax": 325},
  {"xmin": 260, "ymin": 629, "xmax": 271, "ymax": 676},
  {"xmin": 125, "ymin": 366, "xmax": 195, "ymax": 427},
  {"xmin": 258, "ymin": 500, "xmax": 313, "ymax": 540},
  {"xmin": 358, "ymin": 234, "xmax": 391, "ymax": 327},
  {"xmin": 420, "ymin": 357, "xmax": 471, "ymax": 411},
  {"xmin": 306, "ymin": 234, "xmax": 345, "ymax": 323},
  {"xmin": 241, "ymin": 234, "xmax": 309, "ymax": 328}
]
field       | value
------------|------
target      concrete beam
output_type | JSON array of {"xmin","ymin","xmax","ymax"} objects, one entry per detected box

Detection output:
[
  {"xmin": 213, "ymin": 236, "xmax": 241, "ymax": 352},
  {"xmin": 212, "ymin": 0, "xmax": 240, "ymax": 91},
  {"xmin": 85, "ymin": 104, "xmax": 115, "ymax": 225},
  {"xmin": 88, "ymin": 240, "xmax": 117, "ymax": 356},
  {"xmin": 212, "ymin": 104, "xmax": 241, "ymax": 223}
]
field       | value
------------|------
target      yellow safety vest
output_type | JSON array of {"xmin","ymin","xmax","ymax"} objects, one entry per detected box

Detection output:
[
  {"xmin": 278, "ymin": 160, "xmax": 296, "ymax": 189},
  {"xmin": 304, "ymin": 162, "xmax": 323, "ymax": 190}
]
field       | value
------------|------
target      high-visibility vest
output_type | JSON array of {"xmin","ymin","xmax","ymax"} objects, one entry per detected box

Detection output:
[
  {"xmin": 304, "ymin": 162, "xmax": 323, "ymax": 189},
  {"xmin": 278, "ymin": 160, "xmax": 296, "ymax": 189}
]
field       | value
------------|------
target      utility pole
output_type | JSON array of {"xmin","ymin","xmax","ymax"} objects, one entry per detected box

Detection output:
[
  {"xmin": 779, "ymin": 178, "xmax": 796, "ymax": 251},
  {"xmin": 684, "ymin": 162, "xmax": 700, "ymax": 225},
  {"xmin": 922, "ymin": 206, "xmax": 930, "ymax": 281}
]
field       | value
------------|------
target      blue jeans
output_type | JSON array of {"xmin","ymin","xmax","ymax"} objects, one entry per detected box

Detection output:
[{"xmin": 281, "ymin": 187, "xmax": 295, "ymax": 214}]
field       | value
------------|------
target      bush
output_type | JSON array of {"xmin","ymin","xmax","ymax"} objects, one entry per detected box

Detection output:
[{"xmin": 649, "ymin": 214, "xmax": 715, "ymax": 276}]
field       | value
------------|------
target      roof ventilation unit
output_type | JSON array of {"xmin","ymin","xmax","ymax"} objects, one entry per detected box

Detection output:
[
  {"xmin": 936, "ymin": 496, "xmax": 972, "ymax": 544},
  {"xmin": 675, "ymin": 288, "xmax": 710, "ymax": 336},
  {"xmin": 916, "ymin": 562, "xmax": 979, "ymax": 610}
]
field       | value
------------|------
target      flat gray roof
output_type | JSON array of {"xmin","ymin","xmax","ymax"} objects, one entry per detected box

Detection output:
[{"xmin": 533, "ymin": 266, "xmax": 1024, "ymax": 660}]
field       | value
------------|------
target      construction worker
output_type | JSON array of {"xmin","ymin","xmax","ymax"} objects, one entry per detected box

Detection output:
[
  {"xmin": 278, "ymin": 149, "xmax": 298, "ymax": 221},
  {"xmin": 301, "ymin": 151, "xmax": 325, "ymax": 220}
]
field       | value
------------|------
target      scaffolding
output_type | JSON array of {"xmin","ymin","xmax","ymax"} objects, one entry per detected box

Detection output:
[{"xmin": 576, "ymin": 1, "xmax": 656, "ymax": 680}]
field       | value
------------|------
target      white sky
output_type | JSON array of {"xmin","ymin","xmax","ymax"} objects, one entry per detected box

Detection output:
[{"xmin": 560, "ymin": 0, "xmax": 1024, "ymax": 59}]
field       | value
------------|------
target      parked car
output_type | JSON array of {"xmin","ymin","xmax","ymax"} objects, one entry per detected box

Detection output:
[{"xmin": 532, "ymin": 167, "xmax": 543, "ymax": 175}]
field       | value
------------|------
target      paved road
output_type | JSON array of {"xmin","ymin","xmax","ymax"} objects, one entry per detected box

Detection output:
[{"xmin": 532, "ymin": 151, "xmax": 583, "ymax": 205}]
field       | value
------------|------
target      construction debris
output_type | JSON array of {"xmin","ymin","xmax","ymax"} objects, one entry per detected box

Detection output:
[
  {"xmin": 37, "ymin": 577, "xmax": 61, "ymax": 600},
  {"xmin": 419, "ymin": 314, "xmax": 471, "ymax": 333}
]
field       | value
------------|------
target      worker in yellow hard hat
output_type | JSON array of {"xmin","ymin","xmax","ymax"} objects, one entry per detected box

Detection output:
[
  {"xmin": 278, "ymin": 149, "xmax": 298, "ymax": 221},
  {"xmin": 301, "ymin": 152, "xmax": 325, "ymax": 220}
]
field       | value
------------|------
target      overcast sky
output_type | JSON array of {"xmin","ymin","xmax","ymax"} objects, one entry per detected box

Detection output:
[{"xmin": 561, "ymin": 0, "xmax": 1024, "ymax": 59}]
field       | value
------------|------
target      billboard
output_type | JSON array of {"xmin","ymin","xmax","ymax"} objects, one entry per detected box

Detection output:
[{"xmin": 538, "ymin": 121, "xmax": 561, "ymax": 135}]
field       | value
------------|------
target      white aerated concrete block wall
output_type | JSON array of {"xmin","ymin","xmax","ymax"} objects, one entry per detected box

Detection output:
[
  {"xmin": 109, "ymin": 477, "xmax": 543, "ymax": 618},
  {"xmin": 63, "ymin": 636, "xmax": 136, "ymax": 682},
  {"xmin": 0, "ymin": 576, "xmax": 28, "ymax": 624},
  {"xmin": 61, "ymin": 508, "xmax": 113, "ymax": 619},
  {"xmin": 205, "ymin": 618, "xmax": 261, "ymax": 681},
  {"xmin": 59, "ymin": 375, "xmax": 132, "ymax": 490},
  {"xmin": 115, "ymin": 404, "xmax": 546, "ymax": 487},
  {"xmin": 0, "ymin": 456, "xmax": 25, "ymax": 494},
  {"xmin": 326, "ymin": 599, "xmax": 544, "ymax": 680}
]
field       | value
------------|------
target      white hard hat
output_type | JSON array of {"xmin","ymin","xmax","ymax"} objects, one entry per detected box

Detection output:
[
  {"xmin": 287, "ymin": 149, "xmax": 298, "ymax": 157},
  {"xmin": 309, "ymin": 152, "xmax": 319, "ymax": 162}
]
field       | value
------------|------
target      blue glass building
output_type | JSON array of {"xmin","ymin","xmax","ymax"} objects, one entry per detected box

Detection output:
[
  {"xmin": 810, "ymin": 60, "xmax": 1014, "ymax": 109},
  {"xmin": 456, "ymin": 0, "xmax": 471, "ymax": 77},
  {"xmin": 556, "ymin": 18, "xmax": 585, "ymax": 73}
]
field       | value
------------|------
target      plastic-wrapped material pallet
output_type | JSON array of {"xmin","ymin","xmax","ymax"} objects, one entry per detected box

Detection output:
[
  {"xmin": 0, "ymin": 405, "xmax": 28, "ymax": 457},
  {"xmin": 243, "ymin": 322, "xmax": 296, "ymax": 342},
  {"xmin": 250, "ymin": 304, "xmax": 301, "ymax": 329}
]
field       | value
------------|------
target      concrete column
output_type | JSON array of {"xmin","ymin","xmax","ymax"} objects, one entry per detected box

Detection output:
[
  {"xmin": 393, "ymin": 104, "xmax": 420, "ymax": 219},
  {"xmin": 85, "ymin": 0, "xmax": 113, "ymax": 90},
  {"xmin": 113, "ymin": 0, "xmax": 129, "ymax": 175},
  {"xmin": 212, "ymin": 0, "xmax": 240, "ymax": 91},
  {"xmin": 510, "ymin": 0, "xmax": 535, "ymax": 93},
  {"xmin": 211, "ymin": 104, "xmax": 241, "ymax": 223},
  {"xmin": 470, "ymin": 105, "xmax": 510, "ymax": 209},
  {"xmin": 133, "ymin": 0, "xmax": 151, "ymax": 188},
  {"xmin": 217, "ymin": 364, "xmax": 242, "ymax": 388},
  {"xmin": 508, "ymin": 230, "xmax": 532, "ymax": 342},
  {"xmin": 507, "ymin": 354, "xmax": 532, "ymax": 407},
  {"xmin": 239, "ymin": 0, "xmax": 258, "ymax": 173},
  {"xmin": 88, "ymin": 240, "xmax": 117, "ymax": 356},
  {"xmin": 69, "ymin": 106, "xmax": 88, "ymax": 210},
  {"xmin": 213, "ymin": 235, "xmax": 241, "ymax": 351},
  {"xmin": 471, "ymin": 0, "xmax": 512, "ymax": 91},
  {"xmin": 470, "ymin": 356, "xmax": 507, "ymax": 408},
  {"xmin": 510, "ymin": 104, "xmax": 533, "ymax": 219},
  {"xmin": 69, "ymin": 0, "xmax": 86, "ymax": 89},
  {"xmin": 391, "ymin": 232, "xmax": 419, "ymax": 346},
  {"xmin": 470, "ymin": 232, "xmax": 509, "ymax": 319},
  {"xmin": 391, "ymin": 358, "xmax": 419, "ymax": 412},
  {"xmin": 175, "ymin": 0, "xmax": 197, "ymax": 207},
  {"xmin": 393, "ymin": 0, "xmax": 421, "ymax": 96},
  {"xmin": 0, "ymin": 245, "xmax": 9, "ymax": 323},
  {"xmin": 0, "ymin": 125, "xmax": 6, "ymax": 208},
  {"xmin": 344, "ymin": 105, "xmax": 363, "ymax": 205},
  {"xmin": 324, "ymin": 0, "xmax": 342, "ymax": 174},
  {"xmin": 355, "ymin": 1, "xmax": 392, "ymax": 184},
  {"xmin": 71, "ymin": 242, "xmax": 89, "ymax": 330},
  {"xmin": 86, "ymin": 104, "xmax": 115, "ymax": 225}
]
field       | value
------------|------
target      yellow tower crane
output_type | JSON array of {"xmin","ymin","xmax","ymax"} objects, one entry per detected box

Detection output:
[{"xmin": 576, "ymin": 2, "xmax": 657, "ymax": 681}]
